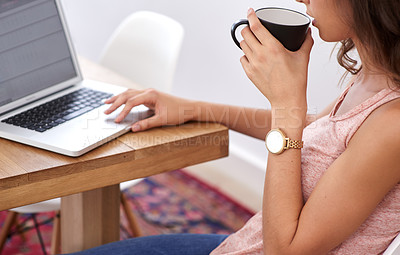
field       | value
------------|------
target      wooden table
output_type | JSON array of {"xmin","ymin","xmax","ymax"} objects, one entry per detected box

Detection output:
[{"xmin": 0, "ymin": 57, "xmax": 229, "ymax": 253}]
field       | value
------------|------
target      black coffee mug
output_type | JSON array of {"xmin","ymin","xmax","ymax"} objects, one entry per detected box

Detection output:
[{"xmin": 231, "ymin": 7, "xmax": 310, "ymax": 51}]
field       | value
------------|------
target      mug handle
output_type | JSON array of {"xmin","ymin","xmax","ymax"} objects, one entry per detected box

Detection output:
[{"xmin": 231, "ymin": 19, "xmax": 249, "ymax": 49}]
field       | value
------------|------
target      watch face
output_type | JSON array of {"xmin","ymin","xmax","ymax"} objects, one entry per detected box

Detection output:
[{"xmin": 266, "ymin": 129, "xmax": 285, "ymax": 154}]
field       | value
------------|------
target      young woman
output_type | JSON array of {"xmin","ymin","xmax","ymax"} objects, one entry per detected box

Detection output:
[{"xmin": 73, "ymin": 0, "xmax": 400, "ymax": 254}]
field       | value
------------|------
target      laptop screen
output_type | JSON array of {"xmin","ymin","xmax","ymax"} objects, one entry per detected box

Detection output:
[{"xmin": 0, "ymin": 0, "xmax": 77, "ymax": 107}]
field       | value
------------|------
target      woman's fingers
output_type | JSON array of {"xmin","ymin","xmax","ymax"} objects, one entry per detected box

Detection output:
[
  {"xmin": 241, "ymin": 26, "xmax": 258, "ymax": 53},
  {"xmin": 247, "ymin": 8, "xmax": 284, "ymax": 51},
  {"xmin": 240, "ymin": 55, "xmax": 251, "ymax": 74},
  {"xmin": 130, "ymin": 115, "xmax": 161, "ymax": 132},
  {"xmin": 240, "ymin": 39, "xmax": 253, "ymax": 58},
  {"xmin": 104, "ymin": 95, "xmax": 117, "ymax": 104},
  {"xmin": 114, "ymin": 92, "xmax": 153, "ymax": 123},
  {"xmin": 247, "ymin": 8, "xmax": 272, "ymax": 45},
  {"xmin": 299, "ymin": 29, "xmax": 314, "ymax": 55},
  {"xmin": 104, "ymin": 88, "xmax": 138, "ymax": 105},
  {"xmin": 104, "ymin": 89, "xmax": 139, "ymax": 115}
]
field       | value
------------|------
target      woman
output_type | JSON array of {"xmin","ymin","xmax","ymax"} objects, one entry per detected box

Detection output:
[{"xmin": 74, "ymin": 0, "xmax": 400, "ymax": 254}]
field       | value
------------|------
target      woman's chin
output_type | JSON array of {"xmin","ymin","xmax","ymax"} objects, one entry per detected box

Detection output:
[{"xmin": 318, "ymin": 32, "xmax": 343, "ymax": 43}]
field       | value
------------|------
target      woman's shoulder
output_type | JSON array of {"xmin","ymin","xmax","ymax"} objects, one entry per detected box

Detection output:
[
  {"xmin": 366, "ymin": 96, "xmax": 400, "ymax": 128},
  {"xmin": 349, "ymin": 97, "xmax": 400, "ymax": 171},
  {"xmin": 342, "ymin": 97, "xmax": 400, "ymax": 186}
]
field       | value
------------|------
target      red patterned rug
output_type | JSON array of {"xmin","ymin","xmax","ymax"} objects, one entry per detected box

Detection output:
[{"xmin": 0, "ymin": 169, "xmax": 254, "ymax": 254}]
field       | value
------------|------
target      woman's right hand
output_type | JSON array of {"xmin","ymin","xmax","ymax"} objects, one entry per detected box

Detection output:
[{"xmin": 104, "ymin": 88, "xmax": 196, "ymax": 132}]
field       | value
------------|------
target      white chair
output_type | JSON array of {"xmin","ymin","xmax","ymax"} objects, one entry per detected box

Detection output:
[
  {"xmin": 384, "ymin": 233, "xmax": 400, "ymax": 255},
  {"xmin": 0, "ymin": 11, "xmax": 184, "ymax": 254},
  {"xmin": 99, "ymin": 10, "xmax": 185, "ymax": 92}
]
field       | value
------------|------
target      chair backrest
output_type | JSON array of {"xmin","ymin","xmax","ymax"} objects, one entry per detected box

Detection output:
[
  {"xmin": 383, "ymin": 233, "xmax": 400, "ymax": 255},
  {"xmin": 99, "ymin": 11, "xmax": 184, "ymax": 92}
]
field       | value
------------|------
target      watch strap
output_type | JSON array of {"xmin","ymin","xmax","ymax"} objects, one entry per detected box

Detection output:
[{"xmin": 285, "ymin": 138, "xmax": 304, "ymax": 150}]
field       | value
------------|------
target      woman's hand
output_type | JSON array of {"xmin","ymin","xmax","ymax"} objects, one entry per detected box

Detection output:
[
  {"xmin": 240, "ymin": 8, "xmax": 314, "ymax": 109},
  {"xmin": 104, "ymin": 88, "xmax": 196, "ymax": 132}
]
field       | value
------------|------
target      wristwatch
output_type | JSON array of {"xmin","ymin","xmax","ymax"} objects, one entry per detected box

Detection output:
[{"xmin": 265, "ymin": 129, "xmax": 303, "ymax": 154}]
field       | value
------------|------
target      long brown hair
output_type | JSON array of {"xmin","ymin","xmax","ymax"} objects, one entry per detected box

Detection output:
[{"xmin": 336, "ymin": 0, "xmax": 400, "ymax": 87}]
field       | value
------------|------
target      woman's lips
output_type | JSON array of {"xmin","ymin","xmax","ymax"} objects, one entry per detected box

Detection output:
[
  {"xmin": 312, "ymin": 19, "xmax": 316, "ymax": 26},
  {"xmin": 306, "ymin": 12, "xmax": 315, "ymax": 26}
]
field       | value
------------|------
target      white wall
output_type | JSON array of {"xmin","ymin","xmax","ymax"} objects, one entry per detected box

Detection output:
[{"xmin": 61, "ymin": 0, "xmax": 346, "ymax": 210}]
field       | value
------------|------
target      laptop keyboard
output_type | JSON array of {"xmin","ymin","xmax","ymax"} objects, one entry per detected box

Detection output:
[{"xmin": 1, "ymin": 88, "xmax": 113, "ymax": 133}]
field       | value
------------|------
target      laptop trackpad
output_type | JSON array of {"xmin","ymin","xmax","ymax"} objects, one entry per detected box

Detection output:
[{"xmin": 35, "ymin": 105, "xmax": 154, "ymax": 153}]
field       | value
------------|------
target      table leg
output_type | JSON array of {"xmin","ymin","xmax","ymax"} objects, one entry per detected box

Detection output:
[{"xmin": 61, "ymin": 184, "xmax": 120, "ymax": 253}]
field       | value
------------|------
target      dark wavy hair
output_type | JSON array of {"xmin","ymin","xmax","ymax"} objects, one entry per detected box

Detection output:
[{"xmin": 336, "ymin": 0, "xmax": 400, "ymax": 87}]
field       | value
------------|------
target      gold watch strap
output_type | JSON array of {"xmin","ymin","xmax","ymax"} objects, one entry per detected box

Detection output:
[{"xmin": 285, "ymin": 138, "xmax": 304, "ymax": 150}]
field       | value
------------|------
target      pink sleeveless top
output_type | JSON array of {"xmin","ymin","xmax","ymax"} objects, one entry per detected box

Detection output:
[{"xmin": 211, "ymin": 85, "xmax": 400, "ymax": 255}]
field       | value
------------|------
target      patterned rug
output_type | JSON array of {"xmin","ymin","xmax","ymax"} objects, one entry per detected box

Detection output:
[{"xmin": 0, "ymin": 169, "xmax": 254, "ymax": 254}]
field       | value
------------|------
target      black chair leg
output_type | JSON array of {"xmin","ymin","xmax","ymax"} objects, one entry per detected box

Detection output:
[{"xmin": 31, "ymin": 214, "xmax": 47, "ymax": 255}]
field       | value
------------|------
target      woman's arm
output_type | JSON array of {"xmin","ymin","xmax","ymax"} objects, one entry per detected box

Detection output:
[
  {"xmin": 241, "ymin": 8, "xmax": 400, "ymax": 255},
  {"xmin": 192, "ymin": 101, "xmax": 271, "ymax": 140},
  {"xmin": 264, "ymin": 100, "xmax": 400, "ymax": 255},
  {"xmin": 193, "ymin": 100, "xmax": 337, "ymax": 140},
  {"xmin": 105, "ymin": 90, "xmax": 334, "ymax": 140},
  {"xmin": 238, "ymin": 8, "xmax": 313, "ymax": 253},
  {"xmin": 104, "ymin": 88, "xmax": 273, "ymax": 138}
]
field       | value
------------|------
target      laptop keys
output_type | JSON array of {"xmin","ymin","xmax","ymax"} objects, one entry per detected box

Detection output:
[
  {"xmin": 62, "ymin": 106, "xmax": 94, "ymax": 121},
  {"xmin": 1, "ymin": 88, "xmax": 112, "ymax": 133}
]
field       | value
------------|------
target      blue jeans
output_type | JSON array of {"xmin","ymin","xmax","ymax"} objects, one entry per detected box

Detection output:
[{"xmin": 67, "ymin": 234, "xmax": 229, "ymax": 255}]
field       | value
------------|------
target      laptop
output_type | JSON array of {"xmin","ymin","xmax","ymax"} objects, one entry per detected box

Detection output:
[{"xmin": 0, "ymin": 0, "xmax": 153, "ymax": 157}]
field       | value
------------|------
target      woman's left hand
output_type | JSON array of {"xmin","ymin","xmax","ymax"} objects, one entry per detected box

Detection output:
[{"xmin": 240, "ymin": 8, "xmax": 314, "ymax": 109}]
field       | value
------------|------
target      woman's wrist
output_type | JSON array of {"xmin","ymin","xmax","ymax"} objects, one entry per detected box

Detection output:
[
  {"xmin": 270, "ymin": 105, "xmax": 307, "ymax": 136},
  {"xmin": 190, "ymin": 100, "xmax": 206, "ymax": 122}
]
